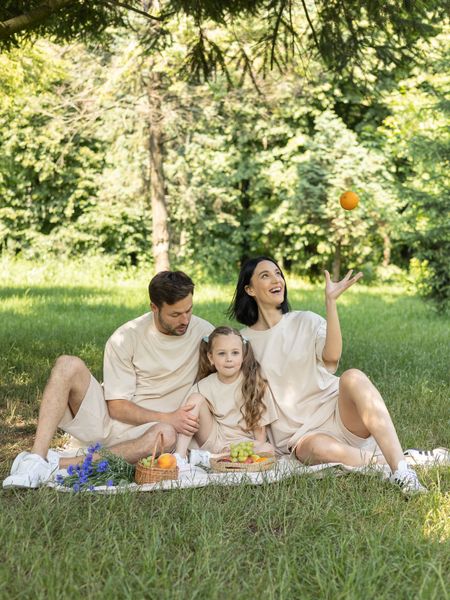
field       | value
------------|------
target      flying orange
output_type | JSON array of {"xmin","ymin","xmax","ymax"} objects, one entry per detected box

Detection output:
[{"xmin": 340, "ymin": 191, "xmax": 360, "ymax": 210}]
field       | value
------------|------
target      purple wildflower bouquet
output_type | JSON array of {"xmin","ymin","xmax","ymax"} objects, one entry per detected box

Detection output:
[{"xmin": 55, "ymin": 443, "xmax": 135, "ymax": 492}]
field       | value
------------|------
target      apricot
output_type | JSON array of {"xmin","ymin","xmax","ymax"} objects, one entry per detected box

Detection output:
[
  {"xmin": 339, "ymin": 191, "xmax": 359, "ymax": 211},
  {"xmin": 156, "ymin": 453, "xmax": 177, "ymax": 469}
]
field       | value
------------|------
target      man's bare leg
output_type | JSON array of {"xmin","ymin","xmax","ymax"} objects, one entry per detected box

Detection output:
[
  {"xmin": 58, "ymin": 423, "xmax": 177, "ymax": 468},
  {"xmin": 2, "ymin": 356, "xmax": 92, "ymax": 489},
  {"xmin": 32, "ymin": 355, "xmax": 91, "ymax": 459}
]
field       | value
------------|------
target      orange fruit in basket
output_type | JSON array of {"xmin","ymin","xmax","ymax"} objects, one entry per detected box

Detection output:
[
  {"xmin": 256, "ymin": 457, "xmax": 269, "ymax": 462},
  {"xmin": 157, "ymin": 453, "xmax": 177, "ymax": 469},
  {"xmin": 339, "ymin": 191, "xmax": 359, "ymax": 211}
]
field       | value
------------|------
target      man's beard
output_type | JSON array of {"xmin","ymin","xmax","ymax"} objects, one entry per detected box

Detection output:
[{"xmin": 155, "ymin": 312, "xmax": 188, "ymax": 336}]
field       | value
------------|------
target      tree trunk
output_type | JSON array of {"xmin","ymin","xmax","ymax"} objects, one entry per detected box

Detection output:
[
  {"xmin": 332, "ymin": 242, "xmax": 341, "ymax": 281},
  {"xmin": 147, "ymin": 70, "xmax": 170, "ymax": 273},
  {"xmin": 239, "ymin": 178, "xmax": 251, "ymax": 265},
  {"xmin": 380, "ymin": 226, "xmax": 391, "ymax": 267}
]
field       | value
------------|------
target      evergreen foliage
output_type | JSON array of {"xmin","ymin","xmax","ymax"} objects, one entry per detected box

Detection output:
[
  {"xmin": 0, "ymin": 1, "xmax": 446, "ymax": 80},
  {"xmin": 0, "ymin": 15, "xmax": 448, "ymax": 307}
]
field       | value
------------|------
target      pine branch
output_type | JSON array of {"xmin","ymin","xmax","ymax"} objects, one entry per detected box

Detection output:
[{"xmin": 0, "ymin": 0, "xmax": 74, "ymax": 40}]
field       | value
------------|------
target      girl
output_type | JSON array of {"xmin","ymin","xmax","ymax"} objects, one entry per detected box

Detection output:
[
  {"xmin": 228, "ymin": 256, "xmax": 427, "ymax": 495},
  {"xmin": 175, "ymin": 326, "xmax": 277, "ymax": 461}
]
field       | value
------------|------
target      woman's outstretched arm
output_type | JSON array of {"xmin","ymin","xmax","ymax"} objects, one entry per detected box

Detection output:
[{"xmin": 322, "ymin": 269, "xmax": 363, "ymax": 371}]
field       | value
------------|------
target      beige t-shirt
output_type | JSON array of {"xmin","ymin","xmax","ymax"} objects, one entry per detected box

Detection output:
[
  {"xmin": 241, "ymin": 311, "xmax": 339, "ymax": 453},
  {"xmin": 190, "ymin": 372, "xmax": 278, "ymax": 445},
  {"xmin": 103, "ymin": 312, "xmax": 214, "ymax": 412}
]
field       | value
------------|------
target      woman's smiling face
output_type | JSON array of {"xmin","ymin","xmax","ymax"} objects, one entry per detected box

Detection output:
[{"xmin": 244, "ymin": 260, "xmax": 286, "ymax": 308}]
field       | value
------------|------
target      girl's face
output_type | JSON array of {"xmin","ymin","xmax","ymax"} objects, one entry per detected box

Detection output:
[
  {"xmin": 208, "ymin": 333, "xmax": 244, "ymax": 383},
  {"xmin": 244, "ymin": 260, "xmax": 285, "ymax": 308}
]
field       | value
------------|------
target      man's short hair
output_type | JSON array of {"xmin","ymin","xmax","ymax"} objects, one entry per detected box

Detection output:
[{"xmin": 148, "ymin": 271, "xmax": 195, "ymax": 308}]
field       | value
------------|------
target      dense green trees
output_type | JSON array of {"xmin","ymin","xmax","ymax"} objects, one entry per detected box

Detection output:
[
  {"xmin": 0, "ymin": 11, "xmax": 448, "ymax": 307},
  {"xmin": 379, "ymin": 32, "xmax": 450, "ymax": 308},
  {"xmin": 0, "ymin": 45, "xmax": 105, "ymax": 256}
]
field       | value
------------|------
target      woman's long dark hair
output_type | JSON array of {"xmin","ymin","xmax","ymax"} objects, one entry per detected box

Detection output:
[{"xmin": 227, "ymin": 256, "xmax": 290, "ymax": 326}]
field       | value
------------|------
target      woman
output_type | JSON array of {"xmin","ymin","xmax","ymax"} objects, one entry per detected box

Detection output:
[{"xmin": 228, "ymin": 256, "xmax": 426, "ymax": 495}]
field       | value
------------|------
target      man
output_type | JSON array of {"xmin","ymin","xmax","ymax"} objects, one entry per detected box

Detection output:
[{"xmin": 3, "ymin": 270, "xmax": 214, "ymax": 489}]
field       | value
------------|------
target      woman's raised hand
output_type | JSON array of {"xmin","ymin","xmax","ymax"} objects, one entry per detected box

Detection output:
[{"xmin": 324, "ymin": 269, "xmax": 363, "ymax": 301}]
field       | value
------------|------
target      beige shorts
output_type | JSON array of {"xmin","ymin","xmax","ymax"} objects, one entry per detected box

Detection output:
[
  {"xmin": 292, "ymin": 403, "xmax": 381, "ymax": 460},
  {"xmin": 58, "ymin": 375, "xmax": 157, "ymax": 449},
  {"xmin": 198, "ymin": 417, "xmax": 257, "ymax": 454}
]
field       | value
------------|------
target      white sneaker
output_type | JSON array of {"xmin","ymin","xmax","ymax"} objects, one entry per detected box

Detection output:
[
  {"xmin": 189, "ymin": 449, "xmax": 211, "ymax": 468},
  {"xmin": 47, "ymin": 450, "xmax": 62, "ymax": 471},
  {"xmin": 173, "ymin": 453, "xmax": 190, "ymax": 473},
  {"xmin": 2, "ymin": 452, "xmax": 55, "ymax": 489},
  {"xmin": 390, "ymin": 462, "xmax": 428, "ymax": 496},
  {"xmin": 404, "ymin": 447, "xmax": 450, "ymax": 466}
]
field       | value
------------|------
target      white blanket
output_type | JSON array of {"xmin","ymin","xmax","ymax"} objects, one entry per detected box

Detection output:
[{"xmin": 48, "ymin": 456, "xmax": 391, "ymax": 494}]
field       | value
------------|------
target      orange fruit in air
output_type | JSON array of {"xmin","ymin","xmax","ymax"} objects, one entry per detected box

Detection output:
[
  {"xmin": 339, "ymin": 191, "xmax": 360, "ymax": 211},
  {"xmin": 156, "ymin": 453, "xmax": 177, "ymax": 469}
]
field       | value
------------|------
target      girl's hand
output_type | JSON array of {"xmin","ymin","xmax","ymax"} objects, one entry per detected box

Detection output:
[{"xmin": 324, "ymin": 269, "xmax": 363, "ymax": 301}]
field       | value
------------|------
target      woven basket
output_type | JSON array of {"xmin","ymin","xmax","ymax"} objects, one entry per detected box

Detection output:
[
  {"xmin": 134, "ymin": 432, "xmax": 179, "ymax": 484},
  {"xmin": 210, "ymin": 452, "xmax": 276, "ymax": 473}
]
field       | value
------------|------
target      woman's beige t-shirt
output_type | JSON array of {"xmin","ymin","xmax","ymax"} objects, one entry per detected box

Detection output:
[
  {"xmin": 103, "ymin": 312, "xmax": 214, "ymax": 412},
  {"xmin": 189, "ymin": 372, "xmax": 278, "ymax": 448},
  {"xmin": 241, "ymin": 311, "xmax": 339, "ymax": 453}
]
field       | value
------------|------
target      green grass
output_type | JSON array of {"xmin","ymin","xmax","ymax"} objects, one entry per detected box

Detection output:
[{"xmin": 0, "ymin": 258, "xmax": 449, "ymax": 600}]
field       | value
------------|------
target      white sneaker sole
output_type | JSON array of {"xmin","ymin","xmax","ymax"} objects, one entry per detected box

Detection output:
[
  {"xmin": 2, "ymin": 473, "xmax": 42, "ymax": 489},
  {"xmin": 404, "ymin": 447, "xmax": 450, "ymax": 466},
  {"xmin": 9, "ymin": 452, "xmax": 30, "ymax": 476}
]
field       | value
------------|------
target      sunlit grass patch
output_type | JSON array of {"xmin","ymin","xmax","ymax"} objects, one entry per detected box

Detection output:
[{"xmin": 0, "ymin": 258, "xmax": 449, "ymax": 599}]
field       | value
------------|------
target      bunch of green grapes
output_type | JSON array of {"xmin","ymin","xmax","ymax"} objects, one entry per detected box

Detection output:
[{"xmin": 230, "ymin": 441, "xmax": 254, "ymax": 463}]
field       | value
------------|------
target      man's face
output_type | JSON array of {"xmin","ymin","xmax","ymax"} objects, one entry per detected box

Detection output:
[{"xmin": 151, "ymin": 294, "xmax": 193, "ymax": 336}]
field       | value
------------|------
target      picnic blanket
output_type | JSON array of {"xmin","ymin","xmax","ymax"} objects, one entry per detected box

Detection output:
[{"xmin": 48, "ymin": 455, "xmax": 392, "ymax": 494}]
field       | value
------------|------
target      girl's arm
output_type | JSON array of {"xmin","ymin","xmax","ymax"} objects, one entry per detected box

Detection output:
[
  {"xmin": 253, "ymin": 425, "xmax": 275, "ymax": 454},
  {"xmin": 322, "ymin": 269, "xmax": 363, "ymax": 371},
  {"xmin": 254, "ymin": 426, "xmax": 266, "ymax": 443}
]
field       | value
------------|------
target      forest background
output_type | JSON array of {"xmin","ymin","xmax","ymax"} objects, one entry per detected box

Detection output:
[
  {"xmin": 0, "ymin": 2, "xmax": 449, "ymax": 309},
  {"xmin": 0, "ymin": 5, "xmax": 449, "ymax": 597}
]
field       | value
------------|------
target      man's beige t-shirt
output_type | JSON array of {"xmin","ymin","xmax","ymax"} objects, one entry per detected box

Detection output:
[
  {"xmin": 103, "ymin": 312, "xmax": 214, "ymax": 413},
  {"xmin": 189, "ymin": 372, "xmax": 278, "ymax": 449},
  {"xmin": 241, "ymin": 311, "xmax": 339, "ymax": 453}
]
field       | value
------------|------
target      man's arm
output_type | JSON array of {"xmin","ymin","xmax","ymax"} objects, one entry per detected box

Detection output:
[{"xmin": 107, "ymin": 399, "xmax": 199, "ymax": 435}]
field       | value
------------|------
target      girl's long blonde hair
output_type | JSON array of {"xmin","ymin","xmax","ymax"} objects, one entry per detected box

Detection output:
[{"xmin": 196, "ymin": 326, "xmax": 268, "ymax": 432}]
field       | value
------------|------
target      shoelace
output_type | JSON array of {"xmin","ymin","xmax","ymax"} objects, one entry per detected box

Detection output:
[{"xmin": 395, "ymin": 469, "xmax": 421, "ymax": 490}]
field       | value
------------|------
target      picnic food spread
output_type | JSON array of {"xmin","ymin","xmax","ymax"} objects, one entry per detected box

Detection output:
[{"xmin": 211, "ymin": 441, "xmax": 276, "ymax": 472}]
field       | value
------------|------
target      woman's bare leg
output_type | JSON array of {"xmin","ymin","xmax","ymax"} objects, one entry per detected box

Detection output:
[
  {"xmin": 337, "ymin": 369, "xmax": 405, "ymax": 472},
  {"xmin": 296, "ymin": 433, "xmax": 382, "ymax": 466}
]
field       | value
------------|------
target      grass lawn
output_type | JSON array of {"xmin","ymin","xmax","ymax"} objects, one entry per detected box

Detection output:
[{"xmin": 0, "ymin": 259, "xmax": 449, "ymax": 600}]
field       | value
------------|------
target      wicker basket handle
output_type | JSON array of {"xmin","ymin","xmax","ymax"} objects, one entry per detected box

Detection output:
[{"xmin": 150, "ymin": 431, "xmax": 165, "ymax": 468}]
